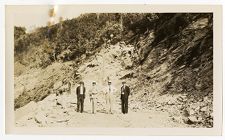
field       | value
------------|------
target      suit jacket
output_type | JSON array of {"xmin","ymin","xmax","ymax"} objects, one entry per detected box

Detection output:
[
  {"xmin": 76, "ymin": 86, "xmax": 86, "ymax": 99},
  {"xmin": 121, "ymin": 85, "xmax": 130, "ymax": 99}
]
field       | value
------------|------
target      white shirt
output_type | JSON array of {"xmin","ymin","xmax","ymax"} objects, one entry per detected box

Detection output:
[
  {"xmin": 80, "ymin": 85, "xmax": 84, "ymax": 94},
  {"xmin": 90, "ymin": 86, "xmax": 98, "ymax": 94},
  {"xmin": 90, "ymin": 85, "xmax": 98, "ymax": 98},
  {"xmin": 105, "ymin": 85, "xmax": 116, "ymax": 94},
  {"xmin": 121, "ymin": 86, "xmax": 125, "ymax": 95}
]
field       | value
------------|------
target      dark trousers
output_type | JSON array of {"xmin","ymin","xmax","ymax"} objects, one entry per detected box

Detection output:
[
  {"xmin": 77, "ymin": 97, "xmax": 84, "ymax": 113},
  {"xmin": 121, "ymin": 97, "xmax": 128, "ymax": 114}
]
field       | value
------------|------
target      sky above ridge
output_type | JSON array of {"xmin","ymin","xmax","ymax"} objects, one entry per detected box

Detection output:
[{"xmin": 13, "ymin": 5, "xmax": 83, "ymax": 32}]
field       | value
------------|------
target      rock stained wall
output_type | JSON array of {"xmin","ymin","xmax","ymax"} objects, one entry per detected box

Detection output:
[{"xmin": 130, "ymin": 14, "xmax": 213, "ymax": 127}]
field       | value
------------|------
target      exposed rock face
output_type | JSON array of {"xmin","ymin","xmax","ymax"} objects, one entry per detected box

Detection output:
[
  {"xmin": 14, "ymin": 62, "xmax": 79, "ymax": 109},
  {"xmin": 129, "ymin": 14, "xmax": 213, "ymax": 127}
]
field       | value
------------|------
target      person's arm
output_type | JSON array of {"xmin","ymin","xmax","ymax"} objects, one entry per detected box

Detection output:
[
  {"xmin": 120, "ymin": 86, "xmax": 122, "ymax": 100},
  {"xmin": 127, "ymin": 86, "xmax": 131, "ymax": 96},
  {"xmin": 95, "ymin": 87, "xmax": 98, "ymax": 95},
  {"xmin": 76, "ymin": 87, "xmax": 79, "ymax": 96},
  {"xmin": 84, "ymin": 87, "xmax": 86, "ymax": 99},
  {"xmin": 89, "ymin": 88, "xmax": 92, "ymax": 98}
]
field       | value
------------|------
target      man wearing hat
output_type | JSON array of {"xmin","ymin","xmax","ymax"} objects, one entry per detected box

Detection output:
[
  {"xmin": 105, "ymin": 80, "xmax": 116, "ymax": 114},
  {"xmin": 76, "ymin": 81, "xmax": 86, "ymax": 113},
  {"xmin": 89, "ymin": 81, "xmax": 98, "ymax": 114},
  {"xmin": 121, "ymin": 81, "xmax": 130, "ymax": 114}
]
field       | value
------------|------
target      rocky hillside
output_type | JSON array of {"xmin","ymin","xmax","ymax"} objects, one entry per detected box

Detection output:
[
  {"xmin": 14, "ymin": 13, "xmax": 213, "ymax": 128},
  {"xmin": 129, "ymin": 14, "xmax": 213, "ymax": 127}
]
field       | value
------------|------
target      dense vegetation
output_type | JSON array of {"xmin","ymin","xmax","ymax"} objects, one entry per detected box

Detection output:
[{"xmin": 15, "ymin": 13, "xmax": 212, "ymax": 68}]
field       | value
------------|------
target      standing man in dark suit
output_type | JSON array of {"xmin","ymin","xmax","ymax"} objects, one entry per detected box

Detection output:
[
  {"xmin": 76, "ymin": 81, "xmax": 86, "ymax": 113},
  {"xmin": 121, "ymin": 81, "xmax": 130, "ymax": 114}
]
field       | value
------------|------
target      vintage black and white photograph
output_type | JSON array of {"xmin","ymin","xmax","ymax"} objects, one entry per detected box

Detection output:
[{"xmin": 5, "ymin": 5, "xmax": 223, "ymax": 135}]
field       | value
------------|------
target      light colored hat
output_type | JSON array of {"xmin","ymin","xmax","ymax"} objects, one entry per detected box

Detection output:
[{"xmin": 108, "ymin": 80, "xmax": 112, "ymax": 83}]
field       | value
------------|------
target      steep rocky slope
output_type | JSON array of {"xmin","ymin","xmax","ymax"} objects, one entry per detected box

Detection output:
[
  {"xmin": 14, "ymin": 13, "xmax": 213, "ymax": 128},
  {"xmin": 129, "ymin": 15, "xmax": 213, "ymax": 127}
]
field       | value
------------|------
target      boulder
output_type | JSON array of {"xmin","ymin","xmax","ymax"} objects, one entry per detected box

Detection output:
[
  {"xmin": 203, "ymin": 96, "xmax": 211, "ymax": 103},
  {"xmin": 200, "ymin": 106, "xmax": 208, "ymax": 112},
  {"xmin": 210, "ymin": 113, "xmax": 213, "ymax": 118},
  {"xmin": 188, "ymin": 116, "xmax": 198, "ymax": 123},
  {"xmin": 190, "ymin": 102, "xmax": 201, "ymax": 111},
  {"xmin": 176, "ymin": 96, "xmax": 183, "ymax": 102},
  {"xmin": 53, "ymin": 81, "xmax": 63, "ymax": 90},
  {"xmin": 167, "ymin": 100, "xmax": 175, "ymax": 105},
  {"xmin": 189, "ymin": 109, "xmax": 195, "ymax": 115},
  {"xmin": 182, "ymin": 109, "xmax": 189, "ymax": 117},
  {"xmin": 182, "ymin": 116, "xmax": 191, "ymax": 124},
  {"xmin": 195, "ymin": 81, "xmax": 202, "ymax": 90},
  {"xmin": 195, "ymin": 106, "xmax": 200, "ymax": 111},
  {"xmin": 34, "ymin": 112, "xmax": 47, "ymax": 125},
  {"xmin": 156, "ymin": 104, "xmax": 162, "ymax": 108},
  {"xmin": 198, "ymin": 116, "xmax": 203, "ymax": 122}
]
